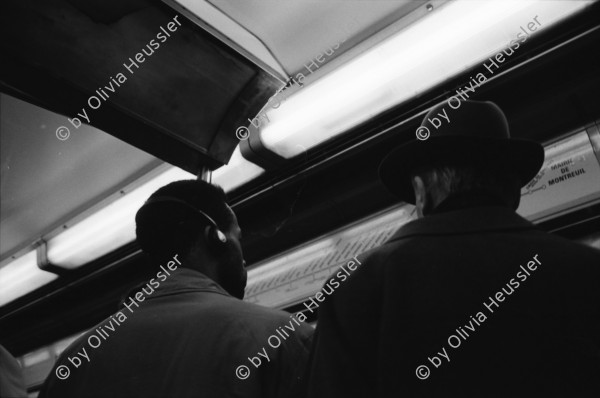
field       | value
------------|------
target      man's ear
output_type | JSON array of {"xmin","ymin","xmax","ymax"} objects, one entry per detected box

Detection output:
[{"xmin": 411, "ymin": 175, "xmax": 427, "ymax": 219}]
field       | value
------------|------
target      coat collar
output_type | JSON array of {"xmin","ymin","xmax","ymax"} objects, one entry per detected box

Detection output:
[
  {"xmin": 143, "ymin": 268, "xmax": 232, "ymax": 300},
  {"xmin": 388, "ymin": 205, "xmax": 537, "ymax": 243}
]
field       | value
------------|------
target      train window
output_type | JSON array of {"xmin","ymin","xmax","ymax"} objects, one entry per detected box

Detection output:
[
  {"xmin": 245, "ymin": 205, "xmax": 416, "ymax": 309},
  {"xmin": 17, "ymin": 333, "xmax": 83, "ymax": 396}
]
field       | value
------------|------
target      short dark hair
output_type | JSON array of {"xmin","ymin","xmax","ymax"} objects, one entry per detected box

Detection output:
[
  {"xmin": 411, "ymin": 161, "xmax": 522, "ymax": 209},
  {"xmin": 135, "ymin": 180, "xmax": 233, "ymax": 260}
]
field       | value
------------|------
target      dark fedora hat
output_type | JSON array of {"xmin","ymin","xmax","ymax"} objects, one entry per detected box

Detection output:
[{"xmin": 378, "ymin": 100, "xmax": 544, "ymax": 204}]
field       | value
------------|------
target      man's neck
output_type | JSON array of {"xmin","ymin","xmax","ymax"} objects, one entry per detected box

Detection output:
[{"xmin": 430, "ymin": 191, "xmax": 509, "ymax": 215}]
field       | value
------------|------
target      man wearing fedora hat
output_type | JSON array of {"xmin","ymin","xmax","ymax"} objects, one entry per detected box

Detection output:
[{"xmin": 306, "ymin": 100, "xmax": 600, "ymax": 397}]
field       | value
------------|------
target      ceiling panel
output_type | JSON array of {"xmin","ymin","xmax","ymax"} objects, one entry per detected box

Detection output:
[
  {"xmin": 1, "ymin": 0, "xmax": 278, "ymax": 171},
  {"xmin": 207, "ymin": 0, "xmax": 427, "ymax": 74},
  {"xmin": 0, "ymin": 94, "xmax": 161, "ymax": 260}
]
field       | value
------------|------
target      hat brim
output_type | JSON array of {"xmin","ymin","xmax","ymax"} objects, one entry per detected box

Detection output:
[{"xmin": 378, "ymin": 136, "xmax": 545, "ymax": 204}]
